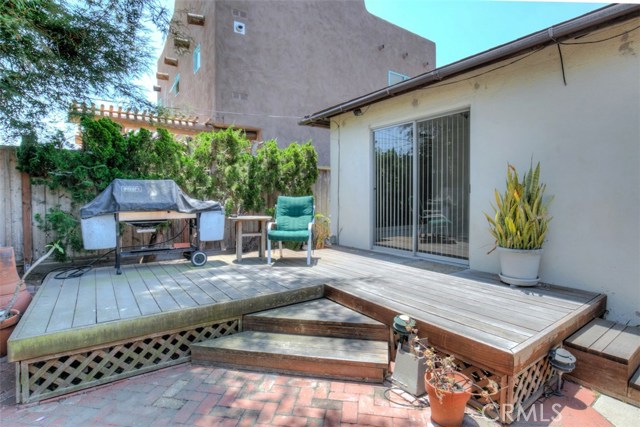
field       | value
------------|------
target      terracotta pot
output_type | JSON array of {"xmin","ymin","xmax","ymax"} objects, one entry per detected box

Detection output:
[
  {"xmin": 0, "ymin": 282, "xmax": 32, "ymax": 315},
  {"xmin": 0, "ymin": 247, "xmax": 21, "ymax": 287},
  {"xmin": 0, "ymin": 309, "xmax": 21, "ymax": 357},
  {"xmin": 0, "ymin": 247, "xmax": 32, "ymax": 314},
  {"xmin": 425, "ymin": 371, "xmax": 472, "ymax": 427}
]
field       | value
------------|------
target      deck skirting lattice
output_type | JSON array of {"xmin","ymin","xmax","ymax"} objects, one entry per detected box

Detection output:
[
  {"xmin": 16, "ymin": 318, "xmax": 240, "ymax": 404},
  {"xmin": 506, "ymin": 355, "xmax": 555, "ymax": 422}
]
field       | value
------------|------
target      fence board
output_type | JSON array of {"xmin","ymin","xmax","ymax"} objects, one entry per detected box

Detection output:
[
  {"xmin": 30, "ymin": 184, "xmax": 47, "ymax": 261},
  {"xmin": 0, "ymin": 147, "xmax": 24, "ymax": 261},
  {"xmin": 313, "ymin": 168, "xmax": 330, "ymax": 216}
]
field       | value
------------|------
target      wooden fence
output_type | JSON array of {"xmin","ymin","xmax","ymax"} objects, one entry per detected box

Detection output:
[
  {"xmin": 1, "ymin": 147, "xmax": 26, "ymax": 262},
  {"xmin": 0, "ymin": 146, "xmax": 330, "ymax": 265}
]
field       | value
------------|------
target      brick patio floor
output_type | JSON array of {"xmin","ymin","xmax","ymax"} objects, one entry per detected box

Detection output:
[{"xmin": 0, "ymin": 358, "xmax": 631, "ymax": 427}]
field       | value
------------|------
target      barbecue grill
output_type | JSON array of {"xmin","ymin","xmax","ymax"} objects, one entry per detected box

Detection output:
[{"xmin": 80, "ymin": 179, "xmax": 224, "ymax": 274}]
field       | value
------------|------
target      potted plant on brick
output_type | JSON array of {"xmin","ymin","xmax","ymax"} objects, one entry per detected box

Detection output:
[
  {"xmin": 485, "ymin": 161, "xmax": 552, "ymax": 286},
  {"xmin": 422, "ymin": 347, "xmax": 473, "ymax": 427},
  {"xmin": 410, "ymin": 336, "xmax": 499, "ymax": 427}
]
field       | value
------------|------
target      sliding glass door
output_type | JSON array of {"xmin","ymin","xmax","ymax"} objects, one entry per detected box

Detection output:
[
  {"xmin": 374, "ymin": 111, "xmax": 470, "ymax": 261},
  {"xmin": 373, "ymin": 123, "xmax": 414, "ymax": 252}
]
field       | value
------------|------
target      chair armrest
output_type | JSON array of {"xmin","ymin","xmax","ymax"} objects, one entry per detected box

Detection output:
[
  {"xmin": 308, "ymin": 209, "xmax": 315, "ymax": 232},
  {"xmin": 267, "ymin": 221, "xmax": 277, "ymax": 231}
]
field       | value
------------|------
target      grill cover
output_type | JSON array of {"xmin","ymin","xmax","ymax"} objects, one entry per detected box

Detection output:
[{"xmin": 80, "ymin": 179, "xmax": 222, "ymax": 219}]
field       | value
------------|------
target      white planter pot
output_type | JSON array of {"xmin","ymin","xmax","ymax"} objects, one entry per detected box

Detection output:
[{"xmin": 497, "ymin": 247, "xmax": 543, "ymax": 287}]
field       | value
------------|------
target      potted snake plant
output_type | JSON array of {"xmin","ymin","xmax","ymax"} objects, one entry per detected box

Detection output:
[{"xmin": 485, "ymin": 161, "xmax": 552, "ymax": 286}]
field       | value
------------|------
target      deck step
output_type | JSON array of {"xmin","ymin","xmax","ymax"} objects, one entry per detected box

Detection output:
[
  {"xmin": 630, "ymin": 367, "xmax": 640, "ymax": 391},
  {"xmin": 564, "ymin": 318, "xmax": 640, "ymax": 405},
  {"xmin": 243, "ymin": 298, "xmax": 388, "ymax": 341},
  {"xmin": 191, "ymin": 331, "xmax": 389, "ymax": 382},
  {"xmin": 629, "ymin": 367, "xmax": 640, "ymax": 405}
]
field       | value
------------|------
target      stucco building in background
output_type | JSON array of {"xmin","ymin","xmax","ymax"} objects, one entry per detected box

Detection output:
[{"xmin": 155, "ymin": 0, "xmax": 435, "ymax": 165}]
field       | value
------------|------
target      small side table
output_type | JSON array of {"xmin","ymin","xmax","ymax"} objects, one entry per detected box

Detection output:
[{"xmin": 229, "ymin": 215, "xmax": 272, "ymax": 262}]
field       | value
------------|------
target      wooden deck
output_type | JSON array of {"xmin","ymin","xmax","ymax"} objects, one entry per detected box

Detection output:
[{"xmin": 8, "ymin": 247, "xmax": 605, "ymax": 413}]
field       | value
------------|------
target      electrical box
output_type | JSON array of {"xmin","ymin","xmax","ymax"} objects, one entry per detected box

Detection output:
[{"xmin": 391, "ymin": 345, "xmax": 427, "ymax": 396}]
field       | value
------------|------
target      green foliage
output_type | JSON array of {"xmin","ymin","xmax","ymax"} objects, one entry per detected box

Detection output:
[
  {"xmin": 18, "ymin": 117, "xmax": 186, "ymax": 204},
  {"xmin": 212, "ymin": 128, "xmax": 254, "ymax": 214},
  {"xmin": 17, "ymin": 116, "xmax": 193, "ymax": 256},
  {"xmin": 34, "ymin": 207, "xmax": 82, "ymax": 262},
  {"xmin": 16, "ymin": 118, "xmax": 320, "ymax": 257},
  {"xmin": 0, "ymin": 0, "xmax": 176, "ymax": 137},
  {"xmin": 485, "ymin": 162, "xmax": 552, "ymax": 250},
  {"xmin": 278, "ymin": 142, "xmax": 318, "ymax": 196}
]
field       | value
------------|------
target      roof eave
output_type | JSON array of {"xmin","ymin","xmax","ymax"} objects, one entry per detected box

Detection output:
[{"xmin": 299, "ymin": 4, "xmax": 640, "ymax": 129}]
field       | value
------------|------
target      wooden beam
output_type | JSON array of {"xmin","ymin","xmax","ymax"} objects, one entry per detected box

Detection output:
[
  {"xmin": 187, "ymin": 13, "xmax": 205, "ymax": 26},
  {"xmin": 174, "ymin": 38, "xmax": 190, "ymax": 49},
  {"xmin": 164, "ymin": 57, "xmax": 178, "ymax": 67},
  {"xmin": 511, "ymin": 293, "xmax": 606, "ymax": 372},
  {"xmin": 156, "ymin": 72, "xmax": 169, "ymax": 81},
  {"xmin": 325, "ymin": 284, "xmax": 515, "ymax": 375},
  {"xmin": 153, "ymin": 86, "xmax": 161, "ymax": 92}
]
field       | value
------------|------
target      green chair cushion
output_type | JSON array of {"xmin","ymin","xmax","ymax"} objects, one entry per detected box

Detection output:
[
  {"xmin": 268, "ymin": 196, "xmax": 314, "ymax": 243},
  {"xmin": 268, "ymin": 229, "xmax": 310, "ymax": 242},
  {"xmin": 274, "ymin": 196, "xmax": 314, "ymax": 232}
]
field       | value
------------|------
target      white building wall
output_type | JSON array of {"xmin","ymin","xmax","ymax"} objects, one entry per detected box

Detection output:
[{"xmin": 329, "ymin": 20, "xmax": 639, "ymax": 323}]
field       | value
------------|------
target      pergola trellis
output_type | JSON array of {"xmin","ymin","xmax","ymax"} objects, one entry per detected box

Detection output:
[{"xmin": 70, "ymin": 103, "xmax": 262, "ymax": 144}]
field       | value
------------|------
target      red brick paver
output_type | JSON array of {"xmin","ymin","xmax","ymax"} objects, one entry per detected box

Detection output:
[{"xmin": 0, "ymin": 358, "xmax": 626, "ymax": 427}]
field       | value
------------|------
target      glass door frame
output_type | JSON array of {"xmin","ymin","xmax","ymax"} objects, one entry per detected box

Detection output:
[{"xmin": 371, "ymin": 109, "xmax": 470, "ymax": 266}]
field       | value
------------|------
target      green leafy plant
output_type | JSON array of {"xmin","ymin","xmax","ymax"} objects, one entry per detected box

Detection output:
[
  {"xmin": 485, "ymin": 162, "xmax": 552, "ymax": 252},
  {"xmin": 34, "ymin": 208, "xmax": 83, "ymax": 262},
  {"xmin": 0, "ymin": 0, "xmax": 174, "ymax": 137}
]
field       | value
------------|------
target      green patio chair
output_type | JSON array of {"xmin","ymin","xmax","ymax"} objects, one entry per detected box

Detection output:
[{"xmin": 267, "ymin": 196, "xmax": 315, "ymax": 265}]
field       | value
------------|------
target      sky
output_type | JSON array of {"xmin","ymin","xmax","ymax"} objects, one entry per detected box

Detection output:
[
  {"xmin": 364, "ymin": 0, "xmax": 607, "ymax": 67},
  {"xmin": 141, "ymin": 0, "xmax": 609, "ymax": 103}
]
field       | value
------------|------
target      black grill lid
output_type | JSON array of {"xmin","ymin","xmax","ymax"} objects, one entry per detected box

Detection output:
[{"xmin": 80, "ymin": 179, "xmax": 222, "ymax": 219}]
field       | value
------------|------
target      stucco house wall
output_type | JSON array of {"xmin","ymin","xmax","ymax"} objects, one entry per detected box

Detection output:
[{"xmin": 327, "ymin": 18, "xmax": 639, "ymax": 324}]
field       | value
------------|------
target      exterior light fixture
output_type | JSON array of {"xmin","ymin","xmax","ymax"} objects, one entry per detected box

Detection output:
[{"xmin": 548, "ymin": 347, "xmax": 576, "ymax": 396}]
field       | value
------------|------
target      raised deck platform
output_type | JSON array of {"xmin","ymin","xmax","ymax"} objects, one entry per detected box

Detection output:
[{"xmin": 7, "ymin": 247, "xmax": 605, "ymax": 422}]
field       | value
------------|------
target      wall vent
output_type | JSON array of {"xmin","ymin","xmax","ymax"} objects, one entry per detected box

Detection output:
[
  {"xmin": 232, "ymin": 9, "xmax": 248, "ymax": 19},
  {"xmin": 231, "ymin": 92, "xmax": 248, "ymax": 101},
  {"xmin": 234, "ymin": 21, "xmax": 246, "ymax": 35}
]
